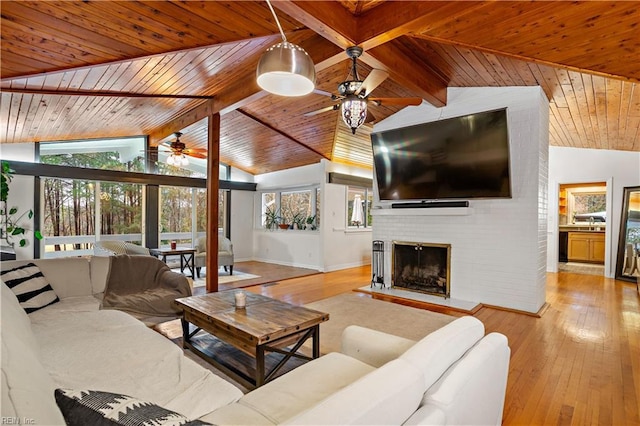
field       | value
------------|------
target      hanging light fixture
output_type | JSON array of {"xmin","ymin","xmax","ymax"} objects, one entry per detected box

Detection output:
[
  {"xmin": 165, "ymin": 132, "xmax": 189, "ymax": 167},
  {"xmin": 341, "ymin": 95, "xmax": 368, "ymax": 134},
  {"xmin": 256, "ymin": 0, "xmax": 316, "ymax": 96},
  {"xmin": 166, "ymin": 153, "xmax": 189, "ymax": 167},
  {"xmin": 339, "ymin": 46, "xmax": 368, "ymax": 134}
]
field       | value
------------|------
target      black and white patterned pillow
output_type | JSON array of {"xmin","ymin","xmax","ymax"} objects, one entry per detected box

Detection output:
[
  {"xmin": 55, "ymin": 389, "xmax": 213, "ymax": 426},
  {"xmin": 1, "ymin": 263, "xmax": 59, "ymax": 313}
]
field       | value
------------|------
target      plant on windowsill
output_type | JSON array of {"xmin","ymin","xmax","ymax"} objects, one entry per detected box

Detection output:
[
  {"xmin": 264, "ymin": 206, "xmax": 282, "ymax": 231},
  {"xmin": 1, "ymin": 160, "xmax": 42, "ymax": 248},
  {"xmin": 292, "ymin": 212, "xmax": 306, "ymax": 230},
  {"xmin": 305, "ymin": 215, "xmax": 316, "ymax": 230}
]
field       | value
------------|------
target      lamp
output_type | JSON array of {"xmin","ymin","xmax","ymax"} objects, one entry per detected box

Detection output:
[
  {"xmin": 256, "ymin": 0, "xmax": 315, "ymax": 96},
  {"xmin": 341, "ymin": 95, "xmax": 368, "ymax": 134},
  {"xmin": 166, "ymin": 153, "xmax": 189, "ymax": 167}
]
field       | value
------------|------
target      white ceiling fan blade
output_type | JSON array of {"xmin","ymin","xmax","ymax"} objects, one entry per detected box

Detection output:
[
  {"xmin": 304, "ymin": 104, "xmax": 340, "ymax": 117},
  {"xmin": 355, "ymin": 69, "xmax": 388, "ymax": 96}
]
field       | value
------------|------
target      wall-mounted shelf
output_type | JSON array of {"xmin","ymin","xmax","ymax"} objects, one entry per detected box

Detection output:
[{"xmin": 372, "ymin": 207, "xmax": 473, "ymax": 216}]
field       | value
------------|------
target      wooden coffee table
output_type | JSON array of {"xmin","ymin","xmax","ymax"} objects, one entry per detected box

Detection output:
[{"xmin": 175, "ymin": 291, "xmax": 329, "ymax": 389}]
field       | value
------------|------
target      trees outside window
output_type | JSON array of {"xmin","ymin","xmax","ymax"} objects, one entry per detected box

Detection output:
[{"xmin": 260, "ymin": 188, "xmax": 319, "ymax": 230}]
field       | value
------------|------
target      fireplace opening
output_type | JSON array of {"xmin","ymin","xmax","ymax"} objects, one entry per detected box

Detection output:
[{"xmin": 392, "ymin": 241, "xmax": 451, "ymax": 298}]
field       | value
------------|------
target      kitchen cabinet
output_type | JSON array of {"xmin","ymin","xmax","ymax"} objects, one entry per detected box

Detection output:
[{"xmin": 568, "ymin": 232, "xmax": 605, "ymax": 263}]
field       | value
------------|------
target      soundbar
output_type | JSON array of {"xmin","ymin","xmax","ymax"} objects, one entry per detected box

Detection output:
[{"xmin": 391, "ymin": 200, "xmax": 469, "ymax": 209}]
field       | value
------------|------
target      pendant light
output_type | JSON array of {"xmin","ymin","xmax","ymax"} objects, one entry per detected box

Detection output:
[
  {"xmin": 340, "ymin": 47, "xmax": 368, "ymax": 134},
  {"xmin": 341, "ymin": 95, "xmax": 368, "ymax": 134},
  {"xmin": 256, "ymin": 0, "xmax": 316, "ymax": 97}
]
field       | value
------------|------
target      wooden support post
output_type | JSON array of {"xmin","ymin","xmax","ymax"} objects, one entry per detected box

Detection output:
[{"xmin": 206, "ymin": 113, "xmax": 221, "ymax": 293}]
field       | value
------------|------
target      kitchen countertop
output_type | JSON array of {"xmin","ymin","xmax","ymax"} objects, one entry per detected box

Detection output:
[{"xmin": 559, "ymin": 225, "xmax": 605, "ymax": 233}]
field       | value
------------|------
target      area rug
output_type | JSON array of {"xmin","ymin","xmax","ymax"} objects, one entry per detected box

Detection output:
[
  {"xmin": 156, "ymin": 293, "xmax": 456, "ymax": 353},
  {"xmin": 305, "ymin": 293, "xmax": 456, "ymax": 354},
  {"xmin": 192, "ymin": 271, "xmax": 260, "ymax": 288}
]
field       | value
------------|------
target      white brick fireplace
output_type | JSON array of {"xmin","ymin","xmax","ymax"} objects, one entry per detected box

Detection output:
[{"xmin": 372, "ymin": 87, "xmax": 549, "ymax": 314}]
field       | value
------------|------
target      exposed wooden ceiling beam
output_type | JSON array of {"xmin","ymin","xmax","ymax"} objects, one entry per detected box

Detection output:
[
  {"xmin": 273, "ymin": 1, "xmax": 358, "ymax": 49},
  {"xmin": 363, "ymin": 40, "xmax": 447, "ymax": 107},
  {"xmin": 0, "ymin": 87, "xmax": 214, "ymax": 99},
  {"xmin": 274, "ymin": 0, "xmax": 448, "ymax": 107},
  {"xmin": 149, "ymin": 99, "xmax": 215, "ymax": 145}
]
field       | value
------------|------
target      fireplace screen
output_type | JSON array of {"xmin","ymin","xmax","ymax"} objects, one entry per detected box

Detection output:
[{"xmin": 392, "ymin": 241, "xmax": 451, "ymax": 298}]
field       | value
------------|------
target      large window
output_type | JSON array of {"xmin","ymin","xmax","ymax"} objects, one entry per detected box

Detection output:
[
  {"xmin": 347, "ymin": 186, "xmax": 373, "ymax": 229},
  {"xmin": 261, "ymin": 188, "xmax": 319, "ymax": 230},
  {"xmin": 35, "ymin": 137, "xmax": 239, "ymax": 256},
  {"xmin": 41, "ymin": 178, "xmax": 144, "ymax": 256},
  {"xmin": 40, "ymin": 138, "xmax": 146, "ymax": 172}
]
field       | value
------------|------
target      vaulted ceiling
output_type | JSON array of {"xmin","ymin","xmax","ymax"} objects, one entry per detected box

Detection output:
[{"xmin": 1, "ymin": 1, "xmax": 638, "ymax": 175}]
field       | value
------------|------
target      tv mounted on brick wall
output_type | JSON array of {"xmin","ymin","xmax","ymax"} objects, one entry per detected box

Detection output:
[{"xmin": 371, "ymin": 108, "xmax": 512, "ymax": 201}]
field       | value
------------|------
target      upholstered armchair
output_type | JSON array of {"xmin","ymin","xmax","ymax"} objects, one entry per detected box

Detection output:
[
  {"xmin": 194, "ymin": 236, "xmax": 234, "ymax": 278},
  {"xmin": 94, "ymin": 241, "xmax": 150, "ymax": 256}
]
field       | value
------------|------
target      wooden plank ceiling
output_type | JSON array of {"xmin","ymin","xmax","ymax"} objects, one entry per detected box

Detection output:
[{"xmin": 1, "ymin": 1, "xmax": 638, "ymax": 176}]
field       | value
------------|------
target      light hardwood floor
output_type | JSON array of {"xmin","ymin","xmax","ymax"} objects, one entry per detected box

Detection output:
[{"xmin": 236, "ymin": 265, "xmax": 640, "ymax": 425}]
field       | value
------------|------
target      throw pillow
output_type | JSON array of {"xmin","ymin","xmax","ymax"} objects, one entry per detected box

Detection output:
[
  {"xmin": 55, "ymin": 389, "xmax": 213, "ymax": 426},
  {"xmin": 1, "ymin": 263, "xmax": 59, "ymax": 313}
]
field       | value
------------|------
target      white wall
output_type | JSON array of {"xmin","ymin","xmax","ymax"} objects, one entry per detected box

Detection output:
[
  {"xmin": 0, "ymin": 143, "xmax": 37, "ymax": 260},
  {"xmin": 372, "ymin": 87, "xmax": 549, "ymax": 313},
  {"xmin": 250, "ymin": 161, "xmax": 374, "ymax": 271},
  {"xmin": 228, "ymin": 189, "xmax": 255, "ymax": 261},
  {"xmin": 547, "ymin": 147, "xmax": 640, "ymax": 277}
]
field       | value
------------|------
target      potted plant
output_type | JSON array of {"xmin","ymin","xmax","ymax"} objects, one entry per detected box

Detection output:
[
  {"xmin": 292, "ymin": 212, "xmax": 306, "ymax": 230},
  {"xmin": 1, "ymin": 160, "xmax": 42, "ymax": 247},
  {"xmin": 305, "ymin": 215, "xmax": 316, "ymax": 230},
  {"xmin": 264, "ymin": 206, "xmax": 282, "ymax": 231}
]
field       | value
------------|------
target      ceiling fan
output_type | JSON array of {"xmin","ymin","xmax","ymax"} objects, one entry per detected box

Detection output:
[
  {"xmin": 304, "ymin": 46, "xmax": 423, "ymax": 134},
  {"xmin": 159, "ymin": 132, "xmax": 207, "ymax": 166}
]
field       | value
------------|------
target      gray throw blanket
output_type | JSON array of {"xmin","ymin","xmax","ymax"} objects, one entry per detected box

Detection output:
[{"xmin": 101, "ymin": 255, "xmax": 191, "ymax": 319}]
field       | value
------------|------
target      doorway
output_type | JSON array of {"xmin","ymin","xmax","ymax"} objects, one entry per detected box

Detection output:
[{"xmin": 558, "ymin": 182, "xmax": 607, "ymax": 276}]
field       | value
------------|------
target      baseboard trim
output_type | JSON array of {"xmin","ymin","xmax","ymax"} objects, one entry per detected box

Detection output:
[{"xmin": 480, "ymin": 302, "xmax": 550, "ymax": 318}]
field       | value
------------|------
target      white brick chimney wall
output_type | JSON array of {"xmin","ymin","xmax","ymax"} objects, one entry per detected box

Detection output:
[{"xmin": 372, "ymin": 87, "xmax": 549, "ymax": 314}]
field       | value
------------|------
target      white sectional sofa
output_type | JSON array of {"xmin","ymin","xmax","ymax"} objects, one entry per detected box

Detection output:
[{"xmin": 1, "ymin": 256, "xmax": 510, "ymax": 425}]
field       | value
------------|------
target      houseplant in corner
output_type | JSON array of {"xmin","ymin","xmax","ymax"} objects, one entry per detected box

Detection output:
[{"xmin": 1, "ymin": 160, "xmax": 42, "ymax": 247}]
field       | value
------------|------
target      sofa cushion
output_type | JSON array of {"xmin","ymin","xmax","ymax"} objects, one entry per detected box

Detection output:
[
  {"xmin": 1, "ymin": 283, "xmax": 66, "ymax": 425},
  {"xmin": 89, "ymin": 255, "xmax": 111, "ymax": 294},
  {"xmin": 28, "ymin": 295, "xmax": 102, "ymax": 324},
  {"xmin": 32, "ymin": 309, "xmax": 242, "ymax": 420},
  {"xmin": 206, "ymin": 352, "xmax": 375, "ymax": 425},
  {"xmin": 1, "ymin": 281, "xmax": 39, "ymax": 352},
  {"xmin": 400, "ymin": 316, "xmax": 485, "ymax": 391},
  {"xmin": 1, "ymin": 258, "xmax": 94, "ymax": 299},
  {"xmin": 341, "ymin": 325, "xmax": 416, "ymax": 367},
  {"xmin": 54, "ymin": 389, "xmax": 212, "ymax": 426},
  {"xmin": 284, "ymin": 358, "xmax": 424, "ymax": 425},
  {"xmin": 1, "ymin": 263, "xmax": 59, "ymax": 313}
]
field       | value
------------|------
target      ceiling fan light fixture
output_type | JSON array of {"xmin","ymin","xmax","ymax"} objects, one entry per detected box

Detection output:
[
  {"xmin": 256, "ymin": 0, "xmax": 315, "ymax": 97},
  {"xmin": 166, "ymin": 153, "xmax": 189, "ymax": 167},
  {"xmin": 257, "ymin": 41, "xmax": 316, "ymax": 96},
  {"xmin": 341, "ymin": 96, "xmax": 368, "ymax": 134}
]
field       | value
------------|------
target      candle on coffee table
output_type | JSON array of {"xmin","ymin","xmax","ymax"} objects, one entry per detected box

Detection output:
[{"xmin": 234, "ymin": 291, "xmax": 246, "ymax": 308}]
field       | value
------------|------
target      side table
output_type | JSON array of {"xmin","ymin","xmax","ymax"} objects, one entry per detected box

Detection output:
[{"xmin": 150, "ymin": 247, "xmax": 196, "ymax": 277}]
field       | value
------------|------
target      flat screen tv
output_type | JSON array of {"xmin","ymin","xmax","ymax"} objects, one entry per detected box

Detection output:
[{"xmin": 371, "ymin": 108, "xmax": 511, "ymax": 201}]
